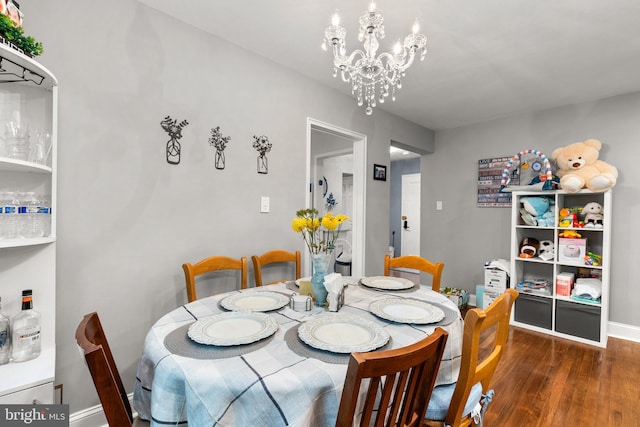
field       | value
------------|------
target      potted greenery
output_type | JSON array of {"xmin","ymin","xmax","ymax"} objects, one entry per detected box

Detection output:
[{"xmin": 0, "ymin": 13, "xmax": 43, "ymax": 57}]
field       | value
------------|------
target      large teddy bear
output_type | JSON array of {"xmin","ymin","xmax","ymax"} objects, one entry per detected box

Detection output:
[{"xmin": 551, "ymin": 139, "xmax": 618, "ymax": 192}]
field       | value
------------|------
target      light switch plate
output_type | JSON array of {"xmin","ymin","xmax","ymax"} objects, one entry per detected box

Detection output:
[{"xmin": 261, "ymin": 196, "xmax": 270, "ymax": 213}]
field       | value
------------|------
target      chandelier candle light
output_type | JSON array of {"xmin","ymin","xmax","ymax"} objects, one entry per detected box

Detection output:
[{"xmin": 322, "ymin": 2, "xmax": 427, "ymax": 115}]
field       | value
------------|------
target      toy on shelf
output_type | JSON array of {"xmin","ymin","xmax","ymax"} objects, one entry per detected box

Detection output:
[
  {"xmin": 551, "ymin": 139, "xmax": 618, "ymax": 193},
  {"xmin": 559, "ymin": 229, "xmax": 582, "ymax": 238},
  {"xmin": 519, "ymin": 237, "xmax": 540, "ymax": 258},
  {"xmin": 538, "ymin": 240, "xmax": 555, "ymax": 261},
  {"xmin": 582, "ymin": 202, "xmax": 604, "ymax": 228},
  {"xmin": 584, "ymin": 252, "xmax": 602, "ymax": 266},
  {"xmin": 519, "ymin": 196, "xmax": 555, "ymax": 227},
  {"xmin": 558, "ymin": 207, "xmax": 584, "ymax": 228},
  {"xmin": 499, "ymin": 149, "xmax": 559, "ymax": 192}
]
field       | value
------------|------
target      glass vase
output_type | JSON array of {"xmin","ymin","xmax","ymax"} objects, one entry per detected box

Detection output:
[
  {"xmin": 257, "ymin": 154, "xmax": 268, "ymax": 174},
  {"xmin": 311, "ymin": 253, "xmax": 332, "ymax": 307},
  {"xmin": 215, "ymin": 150, "xmax": 225, "ymax": 170}
]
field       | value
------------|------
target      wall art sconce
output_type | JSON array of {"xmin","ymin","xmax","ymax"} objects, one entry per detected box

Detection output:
[
  {"xmin": 208, "ymin": 126, "xmax": 231, "ymax": 170},
  {"xmin": 252, "ymin": 135, "xmax": 272, "ymax": 174},
  {"xmin": 160, "ymin": 115, "xmax": 189, "ymax": 165}
]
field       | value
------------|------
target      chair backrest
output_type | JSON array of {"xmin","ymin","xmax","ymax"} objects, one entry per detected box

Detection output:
[
  {"xmin": 443, "ymin": 288, "xmax": 519, "ymax": 427},
  {"xmin": 75, "ymin": 312, "xmax": 134, "ymax": 427},
  {"xmin": 384, "ymin": 254, "xmax": 445, "ymax": 292},
  {"xmin": 251, "ymin": 250, "xmax": 301, "ymax": 287},
  {"xmin": 336, "ymin": 328, "xmax": 449, "ymax": 427},
  {"xmin": 182, "ymin": 256, "xmax": 248, "ymax": 302}
]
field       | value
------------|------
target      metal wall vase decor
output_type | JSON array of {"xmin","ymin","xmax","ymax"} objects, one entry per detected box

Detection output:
[
  {"xmin": 208, "ymin": 126, "xmax": 231, "ymax": 170},
  {"xmin": 252, "ymin": 135, "xmax": 272, "ymax": 174},
  {"xmin": 160, "ymin": 115, "xmax": 189, "ymax": 165}
]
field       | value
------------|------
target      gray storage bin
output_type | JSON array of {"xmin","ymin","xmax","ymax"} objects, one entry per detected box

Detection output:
[
  {"xmin": 555, "ymin": 300, "xmax": 601, "ymax": 341},
  {"xmin": 514, "ymin": 294, "xmax": 552, "ymax": 329}
]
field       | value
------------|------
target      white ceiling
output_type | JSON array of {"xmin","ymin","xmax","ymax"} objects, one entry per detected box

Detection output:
[{"xmin": 138, "ymin": 0, "xmax": 640, "ymax": 130}]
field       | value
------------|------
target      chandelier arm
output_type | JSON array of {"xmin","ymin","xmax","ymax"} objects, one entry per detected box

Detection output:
[
  {"xmin": 377, "ymin": 51, "xmax": 417, "ymax": 73},
  {"xmin": 333, "ymin": 49, "xmax": 366, "ymax": 69}
]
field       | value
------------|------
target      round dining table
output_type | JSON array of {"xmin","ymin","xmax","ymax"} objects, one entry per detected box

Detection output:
[{"xmin": 133, "ymin": 278, "xmax": 463, "ymax": 427}]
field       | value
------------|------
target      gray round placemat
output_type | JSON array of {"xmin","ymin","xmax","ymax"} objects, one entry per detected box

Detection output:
[
  {"xmin": 164, "ymin": 323, "xmax": 275, "ymax": 359},
  {"xmin": 284, "ymin": 323, "xmax": 392, "ymax": 364},
  {"xmin": 368, "ymin": 299, "xmax": 459, "ymax": 327},
  {"xmin": 430, "ymin": 302, "xmax": 461, "ymax": 326},
  {"xmin": 286, "ymin": 281, "xmax": 299, "ymax": 292}
]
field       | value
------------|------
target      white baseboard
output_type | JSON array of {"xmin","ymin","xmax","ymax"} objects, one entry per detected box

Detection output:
[
  {"xmin": 69, "ymin": 403, "xmax": 107, "ymax": 427},
  {"xmin": 608, "ymin": 321, "xmax": 640, "ymax": 343},
  {"xmin": 468, "ymin": 294, "xmax": 477, "ymax": 307},
  {"xmin": 70, "ymin": 393, "xmax": 137, "ymax": 427}
]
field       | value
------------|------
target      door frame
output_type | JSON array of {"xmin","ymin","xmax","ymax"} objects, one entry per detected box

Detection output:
[{"xmin": 306, "ymin": 118, "xmax": 366, "ymax": 278}]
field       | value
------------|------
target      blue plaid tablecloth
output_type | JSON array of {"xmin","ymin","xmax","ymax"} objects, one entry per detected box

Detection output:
[{"xmin": 133, "ymin": 281, "xmax": 463, "ymax": 426}]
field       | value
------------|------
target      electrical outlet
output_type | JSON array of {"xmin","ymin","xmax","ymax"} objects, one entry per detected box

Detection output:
[
  {"xmin": 436, "ymin": 201, "xmax": 443, "ymax": 210},
  {"xmin": 261, "ymin": 196, "xmax": 270, "ymax": 213}
]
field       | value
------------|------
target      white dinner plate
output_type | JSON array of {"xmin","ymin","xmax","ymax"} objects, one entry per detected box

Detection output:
[
  {"xmin": 369, "ymin": 297, "xmax": 445, "ymax": 324},
  {"xmin": 220, "ymin": 290, "xmax": 290, "ymax": 312},
  {"xmin": 360, "ymin": 276, "xmax": 415, "ymax": 290},
  {"xmin": 298, "ymin": 314, "xmax": 390, "ymax": 353},
  {"xmin": 294, "ymin": 277, "xmax": 312, "ymax": 287},
  {"xmin": 188, "ymin": 312, "xmax": 278, "ymax": 346}
]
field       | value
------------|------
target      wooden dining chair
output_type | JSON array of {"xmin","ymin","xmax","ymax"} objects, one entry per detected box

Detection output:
[
  {"xmin": 182, "ymin": 255, "xmax": 248, "ymax": 302},
  {"xmin": 251, "ymin": 249, "xmax": 301, "ymax": 286},
  {"xmin": 384, "ymin": 254, "xmax": 445, "ymax": 292},
  {"xmin": 336, "ymin": 328, "xmax": 449, "ymax": 427},
  {"xmin": 75, "ymin": 312, "xmax": 150, "ymax": 427},
  {"xmin": 423, "ymin": 288, "xmax": 519, "ymax": 427}
]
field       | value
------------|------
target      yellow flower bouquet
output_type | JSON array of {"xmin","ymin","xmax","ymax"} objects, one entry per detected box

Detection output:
[{"xmin": 291, "ymin": 208, "xmax": 350, "ymax": 255}]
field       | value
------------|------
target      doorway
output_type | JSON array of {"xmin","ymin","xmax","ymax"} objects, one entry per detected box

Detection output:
[
  {"xmin": 306, "ymin": 118, "xmax": 366, "ymax": 278},
  {"xmin": 389, "ymin": 145, "xmax": 421, "ymax": 260},
  {"xmin": 401, "ymin": 173, "xmax": 421, "ymax": 257}
]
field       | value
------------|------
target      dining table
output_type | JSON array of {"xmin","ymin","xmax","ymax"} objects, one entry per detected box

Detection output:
[{"xmin": 132, "ymin": 277, "xmax": 464, "ymax": 427}]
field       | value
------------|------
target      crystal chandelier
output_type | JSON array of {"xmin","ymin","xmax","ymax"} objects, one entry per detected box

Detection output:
[{"xmin": 322, "ymin": 3, "xmax": 427, "ymax": 115}]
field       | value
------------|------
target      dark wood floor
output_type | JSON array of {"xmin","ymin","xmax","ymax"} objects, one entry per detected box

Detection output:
[{"xmin": 481, "ymin": 325, "xmax": 639, "ymax": 426}]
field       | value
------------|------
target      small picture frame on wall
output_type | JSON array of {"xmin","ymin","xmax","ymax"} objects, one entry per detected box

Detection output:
[{"xmin": 373, "ymin": 164, "xmax": 387, "ymax": 181}]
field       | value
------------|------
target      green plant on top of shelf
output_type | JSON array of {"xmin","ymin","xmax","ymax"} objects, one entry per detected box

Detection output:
[{"xmin": 0, "ymin": 14, "xmax": 43, "ymax": 57}]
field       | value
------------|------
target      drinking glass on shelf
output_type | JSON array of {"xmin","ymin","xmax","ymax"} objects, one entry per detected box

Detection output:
[
  {"xmin": 5, "ymin": 121, "xmax": 30, "ymax": 161},
  {"xmin": 29, "ymin": 131, "xmax": 52, "ymax": 165}
]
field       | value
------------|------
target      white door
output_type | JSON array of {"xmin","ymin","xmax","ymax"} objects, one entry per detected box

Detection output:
[{"xmin": 401, "ymin": 173, "xmax": 421, "ymax": 256}]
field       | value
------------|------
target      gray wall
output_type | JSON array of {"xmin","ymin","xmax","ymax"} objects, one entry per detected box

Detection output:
[
  {"xmin": 22, "ymin": 0, "xmax": 434, "ymax": 414},
  {"xmin": 390, "ymin": 158, "xmax": 421, "ymax": 257},
  {"xmin": 422, "ymin": 92, "xmax": 640, "ymax": 327}
]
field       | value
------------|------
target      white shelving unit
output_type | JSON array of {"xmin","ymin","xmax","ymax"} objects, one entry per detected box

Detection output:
[
  {"xmin": 0, "ymin": 44, "xmax": 57, "ymax": 403},
  {"xmin": 509, "ymin": 189, "xmax": 611, "ymax": 347}
]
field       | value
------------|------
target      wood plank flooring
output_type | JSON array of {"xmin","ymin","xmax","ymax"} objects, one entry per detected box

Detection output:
[{"xmin": 482, "ymin": 326, "xmax": 639, "ymax": 426}]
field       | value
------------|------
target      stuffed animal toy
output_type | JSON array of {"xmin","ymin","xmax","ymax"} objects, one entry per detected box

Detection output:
[
  {"xmin": 520, "ymin": 196, "xmax": 555, "ymax": 227},
  {"xmin": 582, "ymin": 202, "xmax": 604, "ymax": 228},
  {"xmin": 551, "ymin": 139, "xmax": 618, "ymax": 193},
  {"xmin": 519, "ymin": 237, "xmax": 540, "ymax": 258},
  {"xmin": 538, "ymin": 240, "xmax": 555, "ymax": 261},
  {"xmin": 559, "ymin": 229, "xmax": 582, "ymax": 238}
]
